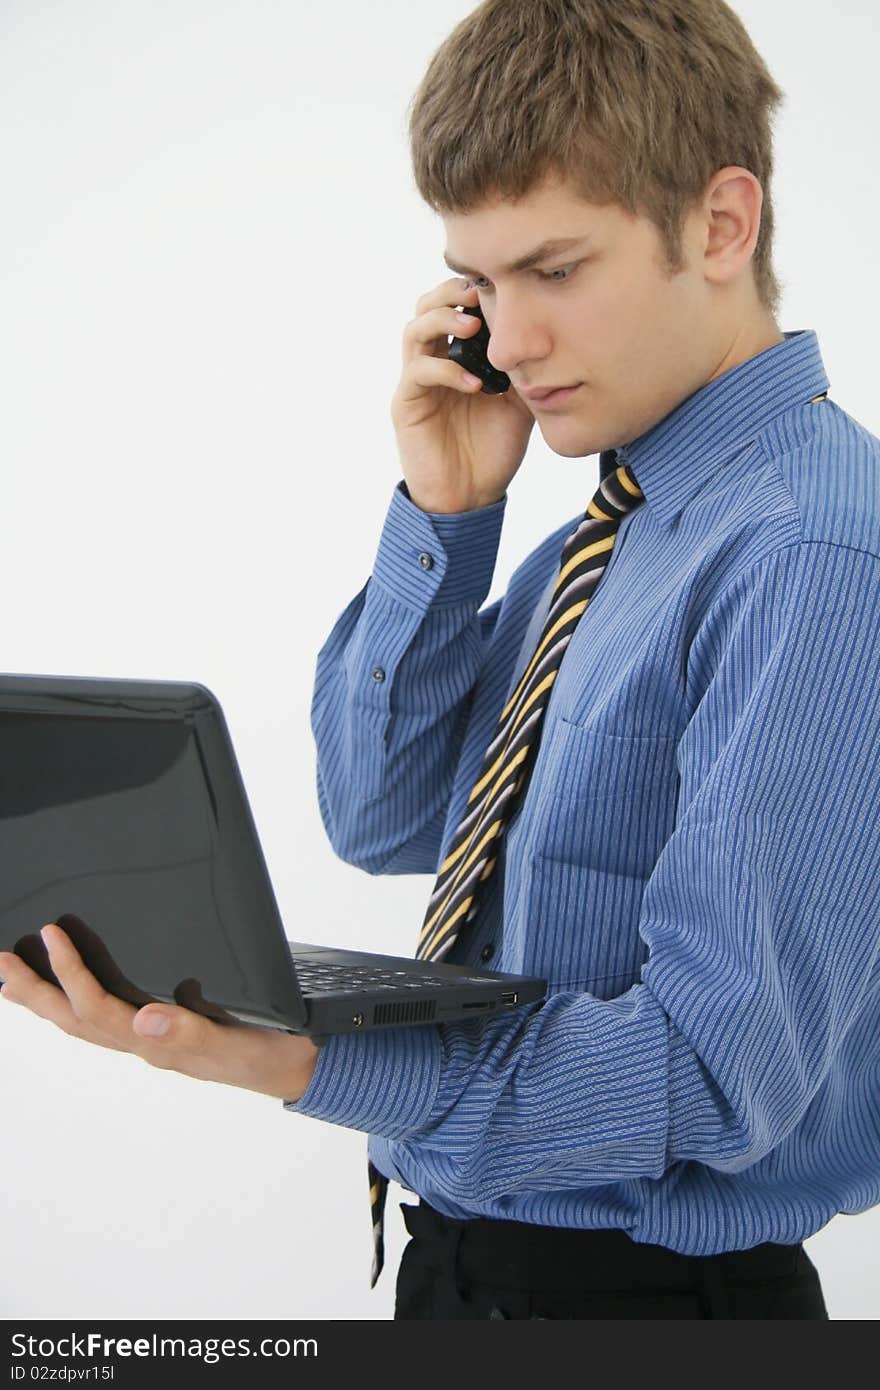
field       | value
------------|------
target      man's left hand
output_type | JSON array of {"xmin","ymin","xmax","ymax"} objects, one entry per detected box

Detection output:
[{"xmin": 0, "ymin": 922, "xmax": 319, "ymax": 1102}]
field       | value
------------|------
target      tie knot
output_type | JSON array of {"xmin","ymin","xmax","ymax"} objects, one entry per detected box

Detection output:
[
  {"xmin": 586, "ymin": 455, "xmax": 644, "ymax": 524},
  {"xmin": 558, "ymin": 456, "xmax": 644, "ymax": 579}
]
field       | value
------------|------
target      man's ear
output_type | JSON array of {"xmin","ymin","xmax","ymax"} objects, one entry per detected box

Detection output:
[{"xmin": 701, "ymin": 166, "xmax": 764, "ymax": 287}]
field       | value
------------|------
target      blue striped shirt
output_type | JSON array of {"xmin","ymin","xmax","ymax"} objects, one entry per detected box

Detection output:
[{"xmin": 285, "ymin": 329, "xmax": 880, "ymax": 1256}]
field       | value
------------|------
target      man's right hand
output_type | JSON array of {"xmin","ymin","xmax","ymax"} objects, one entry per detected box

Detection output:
[{"xmin": 390, "ymin": 277, "xmax": 536, "ymax": 514}]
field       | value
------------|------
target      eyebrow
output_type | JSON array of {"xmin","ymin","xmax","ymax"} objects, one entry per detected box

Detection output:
[{"xmin": 443, "ymin": 235, "xmax": 592, "ymax": 278}]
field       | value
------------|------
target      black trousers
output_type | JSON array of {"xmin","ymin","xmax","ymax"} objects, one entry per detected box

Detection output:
[{"xmin": 394, "ymin": 1200, "xmax": 830, "ymax": 1319}]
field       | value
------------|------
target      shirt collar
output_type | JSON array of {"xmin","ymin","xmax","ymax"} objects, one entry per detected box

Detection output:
[{"xmin": 599, "ymin": 330, "xmax": 830, "ymax": 526}]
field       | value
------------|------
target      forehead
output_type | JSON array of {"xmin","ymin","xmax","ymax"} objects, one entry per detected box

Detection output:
[{"xmin": 441, "ymin": 182, "xmax": 628, "ymax": 277}]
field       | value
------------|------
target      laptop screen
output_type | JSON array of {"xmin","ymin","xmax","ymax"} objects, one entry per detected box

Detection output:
[{"xmin": 0, "ymin": 683, "xmax": 304, "ymax": 1031}]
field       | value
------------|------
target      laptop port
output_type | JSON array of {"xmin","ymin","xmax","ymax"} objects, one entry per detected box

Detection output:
[{"xmin": 501, "ymin": 991, "xmax": 518, "ymax": 1005}]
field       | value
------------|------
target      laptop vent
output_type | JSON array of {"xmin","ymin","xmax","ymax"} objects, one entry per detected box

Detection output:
[{"xmin": 373, "ymin": 999, "xmax": 437, "ymax": 1027}]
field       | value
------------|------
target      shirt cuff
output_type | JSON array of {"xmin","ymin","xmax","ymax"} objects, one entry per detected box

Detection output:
[
  {"xmin": 371, "ymin": 479, "xmax": 507, "ymax": 610},
  {"xmin": 281, "ymin": 1023, "xmax": 441, "ymax": 1136}
]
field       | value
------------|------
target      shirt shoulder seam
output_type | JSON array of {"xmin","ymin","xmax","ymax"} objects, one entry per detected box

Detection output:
[
  {"xmin": 702, "ymin": 538, "xmax": 880, "ymax": 630},
  {"xmin": 753, "ymin": 410, "xmax": 875, "ymax": 561}
]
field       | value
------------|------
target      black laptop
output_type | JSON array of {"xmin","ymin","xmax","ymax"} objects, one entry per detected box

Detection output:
[{"xmin": 0, "ymin": 674, "xmax": 547, "ymax": 1040}]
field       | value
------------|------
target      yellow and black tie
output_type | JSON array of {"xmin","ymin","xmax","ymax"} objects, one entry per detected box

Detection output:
[{"xmin": 367, "ymin": 453, "xmax": 645, "ymax": 1287}]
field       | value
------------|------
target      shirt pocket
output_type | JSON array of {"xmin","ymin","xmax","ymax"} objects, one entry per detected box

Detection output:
[
  {"xmin": 514, "ymin": 717, "xmax": 680, "ymax": 992},
  {"xmin": 526, "ymin": 716, "xmax": 680, "ymax": 870}
]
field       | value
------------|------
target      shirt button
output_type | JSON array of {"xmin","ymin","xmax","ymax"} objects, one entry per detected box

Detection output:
[
  {"xmin": 371, "ymin": 668, "xmax": 386, "ymax": 682},
  {"xmin": 418, "ymin": 552, "xmax": 434, "ymax": 570},
  {"xmin": 480, "ymin": 943, "xmax": 494, "ymax": 962}
]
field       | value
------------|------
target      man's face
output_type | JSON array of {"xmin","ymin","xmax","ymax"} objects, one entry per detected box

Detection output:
[{"xmin": 442, "ymin": 171, "xmax": 753, "ymax": 457}]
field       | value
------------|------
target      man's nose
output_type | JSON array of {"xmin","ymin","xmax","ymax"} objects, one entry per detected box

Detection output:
[{"xmin": 484, "ymin": 313, "xmax": 549, "ymax": 376}]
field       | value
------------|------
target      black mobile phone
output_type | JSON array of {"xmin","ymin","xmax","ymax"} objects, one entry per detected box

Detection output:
[{"xmin": 448, "ymin": 304, "xmax": 511, "ymax": 394}]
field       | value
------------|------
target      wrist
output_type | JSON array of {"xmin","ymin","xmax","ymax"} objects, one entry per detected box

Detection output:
[
  {"xmin": 258, "ymin": 1033, "xmax": 320, "ymax": 1103},
  {"xmin": 289, "ymin": 1037, "xmax": 320, "ymax": 1101},
  {"xmin": 406, "ymin": 487, "xmax": 504, "ymax": 515}
]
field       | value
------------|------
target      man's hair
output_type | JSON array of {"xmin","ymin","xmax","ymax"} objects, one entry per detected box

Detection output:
[{"xmin": 406, "ymin": 0, "xmax": 786, "ymax": 317}]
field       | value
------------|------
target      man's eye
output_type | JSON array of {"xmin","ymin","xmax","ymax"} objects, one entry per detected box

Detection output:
[
  {"xmin": 540, "ymin": 264, "xmax": 578, "ymax": 283},
  {"xmin": 466, "ymin": 264, "xmax": 578, "ymax": 291}
]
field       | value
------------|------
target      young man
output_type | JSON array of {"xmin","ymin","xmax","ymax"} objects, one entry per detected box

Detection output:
[{"xmin": 2, "ymin": 0, "xmax": 877, "ymax": 1319}]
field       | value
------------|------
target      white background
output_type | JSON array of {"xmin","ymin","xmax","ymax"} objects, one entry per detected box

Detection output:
[{"xmin": 1, "ymin": 0, "xmax": 877, "ymax": 1321}]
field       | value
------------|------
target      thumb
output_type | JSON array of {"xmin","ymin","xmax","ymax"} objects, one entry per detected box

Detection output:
[{"xmin": 133, "ymin": 1006, "xmax": 172, "ymax": 1038}]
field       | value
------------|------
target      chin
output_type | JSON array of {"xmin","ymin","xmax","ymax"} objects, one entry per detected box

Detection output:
[{"xmin": 540, "ymin": 431, "xmax": 598, "ymax": 460}]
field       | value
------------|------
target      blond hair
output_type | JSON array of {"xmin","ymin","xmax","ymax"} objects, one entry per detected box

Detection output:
[{"xmin": 407, "ymin": 0, "xmax": 786, "ymax": 316}]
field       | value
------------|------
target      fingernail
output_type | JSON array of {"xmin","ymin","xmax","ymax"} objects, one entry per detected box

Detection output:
[{"xmin": 140, "ymin": 1013, "xmax": 170, "ymax": 1037}]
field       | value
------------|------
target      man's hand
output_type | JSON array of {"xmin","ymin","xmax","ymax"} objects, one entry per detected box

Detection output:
[{"xmin": 0, "ymin": 922, "xmax": 320, "ymax": 1102}]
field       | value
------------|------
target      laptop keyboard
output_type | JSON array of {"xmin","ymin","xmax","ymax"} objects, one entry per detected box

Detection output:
[{"xmin": 291, "ymin": 957, "xmax": 486, "ymax": 993}]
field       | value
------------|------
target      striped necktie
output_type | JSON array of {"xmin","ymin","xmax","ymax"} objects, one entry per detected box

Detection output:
[
  {"xmin": 367, "ymin": 452, "xmax": 645, "ymax": 1287},
  {"xmin": 367, "ymin": 389, "xmax": 830, "ymax": 1288}
]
